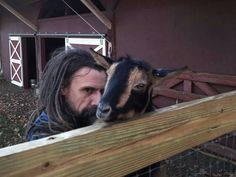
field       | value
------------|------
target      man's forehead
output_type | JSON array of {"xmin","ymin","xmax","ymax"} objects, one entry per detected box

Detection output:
[
  {"xmin": 72, "ymin": 67, "xmax": 92, "ymax": 78},
  {"xmin": 70, "ymin": 67, "xmax": 106, "ymax": 87}
]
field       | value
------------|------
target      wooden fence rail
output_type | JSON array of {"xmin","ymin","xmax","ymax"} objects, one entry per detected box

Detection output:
[{"xmin": 1, "ymin": 91, "xmax": 236, "ymax": 177}]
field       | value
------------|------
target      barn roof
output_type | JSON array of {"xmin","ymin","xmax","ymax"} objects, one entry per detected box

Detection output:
[{"xmin": 0, "ymin": 0, "xmax": 111, "ymax": 31}]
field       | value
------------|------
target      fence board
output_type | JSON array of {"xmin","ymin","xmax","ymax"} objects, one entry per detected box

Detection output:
[
  {"xmin": 1, "ymin": 91, "xmax": 236, "ymax": 177},
  {"xmin": 153, "ymin": 87, "xmax": 205, "ymax": 101},
  {"xmin": 178, "ymin": 71, "xmax": 236, "ymax": 87}
]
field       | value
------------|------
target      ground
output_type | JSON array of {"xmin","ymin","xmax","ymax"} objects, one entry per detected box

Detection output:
[{"xmin": 0, "ymin": 79, "xmax": 37, "ymax": 148}]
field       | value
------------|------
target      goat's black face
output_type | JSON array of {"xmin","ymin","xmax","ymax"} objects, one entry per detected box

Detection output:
[
  {"xmin": 90, "ymin": 49, "xmax": 187, "ymax": 122},
  {"xmin": 96, "ymin": 57, "xmax": 154, "ymax": 122}
]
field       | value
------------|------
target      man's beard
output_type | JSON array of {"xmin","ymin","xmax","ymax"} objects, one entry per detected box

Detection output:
[
  {"xmin": 75, "ymin": 106, "xmax": 98, "ymax": 127},
  {"xmin": 64, "ymin": 102, "xmax": 98, "ymax": 128}
]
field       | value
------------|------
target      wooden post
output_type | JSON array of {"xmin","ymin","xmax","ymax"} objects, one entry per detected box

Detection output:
[
  {"xmin": 0, "ymin": 91, "xmax": 236, "ymax": 177},
  {"xmin": 34, "ymin": 35, "xmax": 42, "ymax": 82},
  {"xmin": 80, "ymin": 0, "xmax": 112, "ymax": 29},
  {"xmin": 0, "ymin": 0, "xmax": 37, "ymax": 31}
]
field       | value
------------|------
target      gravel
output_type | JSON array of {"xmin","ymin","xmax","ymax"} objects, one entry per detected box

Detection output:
[{"xmin": 0, "ymin": 79, "xmax": 37, "ymax": 147}]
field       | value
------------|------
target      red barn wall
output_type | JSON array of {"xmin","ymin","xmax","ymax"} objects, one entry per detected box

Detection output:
[
  {"xmin": 0, "ymin": 1, "xmax": 39, "ymax": 81},
  {"xmin": 1, "ymin": 0, "xmax": 236, "ymax": 82},
  {"xmin": 38, "ymin": 14, "xmax": 106, "ymax": 34},
  {"xmin": 115, "ymin": 0, "xmax": 236, "ymax": 75},
  {"xmin": 0, "ymin": 2, "xmax": 107, "ymax": 81}
]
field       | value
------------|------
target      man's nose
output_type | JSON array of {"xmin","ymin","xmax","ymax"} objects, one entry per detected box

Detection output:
[{"xmin": 91, "ymin": 91, "xmax": 102, "ymax": 106}]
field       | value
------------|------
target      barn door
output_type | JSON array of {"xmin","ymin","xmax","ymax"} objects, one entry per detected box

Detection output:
[
  {"xmin": 65, "ymin": 37, "xmax": 107, "ymax": 56},
  {"xmin": 9, "ymin": 36, "xmax": 23, "ymax": 87}
]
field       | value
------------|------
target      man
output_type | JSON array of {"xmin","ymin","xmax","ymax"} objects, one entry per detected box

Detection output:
[{"xmin": 25, "ymin": 48, "xmax": 106, "ymax": 141}]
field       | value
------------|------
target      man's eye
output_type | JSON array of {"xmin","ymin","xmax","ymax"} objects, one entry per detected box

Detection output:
[{"xmin": 84, "ymin": 88, "xmax": 95, "ymax": 94}]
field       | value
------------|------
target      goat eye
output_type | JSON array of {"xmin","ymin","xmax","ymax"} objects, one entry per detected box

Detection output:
[{"xmin": 134, "ymin": 83, "xmax": 146, "ymax": 91}]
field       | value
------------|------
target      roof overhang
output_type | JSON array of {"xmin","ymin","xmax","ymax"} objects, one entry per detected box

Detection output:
[
  {"xmin": 80, "ymin": 0, "xmax": 112, "ymax": 30},
  {"xmin": 0, "ymin": 0, "xmax": 37, "ymax": 31}
]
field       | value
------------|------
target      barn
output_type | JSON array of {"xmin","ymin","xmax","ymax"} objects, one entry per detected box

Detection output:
[
  {"xmin": 1, "ymin": 0, "xmax": 236, "ymax": 176},
  {"xmin": 0, "ymin": 0, "xmax": 236, "ymax": 88}
]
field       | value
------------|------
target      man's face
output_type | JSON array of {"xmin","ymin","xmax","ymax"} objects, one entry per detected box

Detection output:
[{"xmin": 61, "ymin": 67, "xmax": 106, "ymax": 115}]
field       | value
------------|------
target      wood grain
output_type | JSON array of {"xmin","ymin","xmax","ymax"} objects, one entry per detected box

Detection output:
[{"xmin": 1, "ymin": 91, "xmax": 236, "ymax": 177}]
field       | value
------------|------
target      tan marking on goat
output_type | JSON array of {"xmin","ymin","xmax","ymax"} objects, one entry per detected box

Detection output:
[
  {"xmin": 141, "ymin": 84, "xmax": 153, "ymax": 114},
  {"xmin": 116, "ymin": 68, "xmax": 149, "ymax": 108},
  {"xmin": 117, "ymin": 110, "xmax": 136, "ymax": 120},
  {"xmin": 104, "ymin": 63, "xmax": 118, "ymax": 92}
]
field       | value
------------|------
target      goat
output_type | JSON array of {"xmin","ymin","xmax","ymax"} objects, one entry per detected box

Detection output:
[
  {"xmin": 90, "ymin": 50, "xmax": 187, "ymax": 122},
  {"xmin": 90, "ymin": 50, "xmax": 187, "ymax": 176}
]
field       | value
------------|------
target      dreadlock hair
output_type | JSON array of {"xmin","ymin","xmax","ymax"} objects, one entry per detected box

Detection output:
[{"xmin": 38, "ymin": 47, "xmax": 105, "ymax": 134}]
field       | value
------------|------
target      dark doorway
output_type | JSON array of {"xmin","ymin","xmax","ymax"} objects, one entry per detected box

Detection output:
[
  {"xmin": 41, "ymin": 38, "xmax": 65, "ymax": 69},
  {"xmin": 22, "ymin": 37, "xmax": 37, "ymax": 89}
]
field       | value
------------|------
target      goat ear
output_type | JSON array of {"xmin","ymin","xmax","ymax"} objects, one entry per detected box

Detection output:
[
  {"xmin": 89, "ymin": 48, "xmax": 113, "ymax": 70},
  {"xmin": 152, "ymin": 66, "xmax": 188, "ymax": 85}
]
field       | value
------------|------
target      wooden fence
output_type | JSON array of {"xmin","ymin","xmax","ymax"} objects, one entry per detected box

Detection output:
[
  {"xmin": 0, "ymin": 90, "xmax": 236, "ymax": 177},
  {"xmin": 153, "ymin": 70, "xmax": 236, "ymax": 106},
  {"xmin": 153, "ymin": 70, "xmax": 236, "ymax": 161}
]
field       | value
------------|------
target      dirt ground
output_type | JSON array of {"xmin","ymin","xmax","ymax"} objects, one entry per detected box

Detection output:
[{"xmin": 0, "ymin": 79, "xmax": 37, "ymax": 148}]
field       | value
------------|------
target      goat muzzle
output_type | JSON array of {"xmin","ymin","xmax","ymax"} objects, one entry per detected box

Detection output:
[{"xmin": 96, "ymin": 102, "xmax": 112, "ymax": 121}]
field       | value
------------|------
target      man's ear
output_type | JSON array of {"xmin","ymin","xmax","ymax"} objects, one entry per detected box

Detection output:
[
  {"xmin": 152, "ymin": 66, "xmax": 188, "ymax": 86},
  {"xmin": 89, "ymin": 48, "xmax": 113, "ymax": 70},
  {"xmin": 60, "ymin": 87, "xmax": 68, "ymax": 96}
]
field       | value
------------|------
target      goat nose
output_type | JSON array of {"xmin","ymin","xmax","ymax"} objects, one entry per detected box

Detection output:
[{"xmin": 96, "ymin": 102, "xmax": 112, "ymax": 120}]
